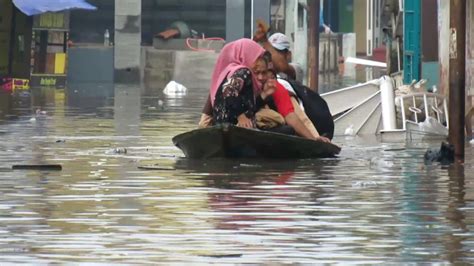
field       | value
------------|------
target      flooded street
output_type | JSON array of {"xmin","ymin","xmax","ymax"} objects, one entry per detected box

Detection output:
[{"xmin": 0, "ymin": 83, "xmax": 473, "ymax": 264}]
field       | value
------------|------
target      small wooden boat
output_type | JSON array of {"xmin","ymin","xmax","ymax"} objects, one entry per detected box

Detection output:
[{"xmin": 172, "ymin": 124, "xmax": 341, "ymax": 159}]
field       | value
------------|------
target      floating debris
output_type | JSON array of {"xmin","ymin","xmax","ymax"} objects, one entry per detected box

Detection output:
[
  {"xmin": 384, "ymin": 148, "xmax": 406, "ymax": 152},
  {"xmin": 200, "ymin": 254, "xmax": 243, "ymax": 258},
  {"xmin": 137, "ymin": 165, "xmax": 175, "ymax": 171},
  {"xmin": 238, "ymin": 163, "xmax": 261, "ymax": 168},
  {"xmin": 353, "ymin": 180, "xmax": 379, "ymax": 188},
  {"xmin": 106, "ymin": 148, "xmax": 128, "ymax": 154},
  {"xmin": 163, "ymin": 81, "xmax": 187, "ymax": 96},
  {"xmin": 12, "ymin": 164, "xmax": 62, "ymax": 171},
  {"xmin": 369, "ymin": 157, "xmax": 395, "ymax": 169},
  {"xmin": 424, "ymin": 142, "xmax": 454, "ymax": 165},
  {"xmin": 344, "ymin": 125, "xmax": 355, "ymax": 136},
  {"xmin": 36, "ymin": 109, "xmax": 47, "ymax": 115}
]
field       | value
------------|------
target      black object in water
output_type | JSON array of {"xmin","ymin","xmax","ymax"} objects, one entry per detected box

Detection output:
[{"xmin": 424, "ymin": 142, "xmax": 455, "ymax": 165}]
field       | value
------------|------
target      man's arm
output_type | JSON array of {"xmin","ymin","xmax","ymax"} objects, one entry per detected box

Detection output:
[
  {"xmin": 271, "ymin": 82, "xmax": 329, "ymax": 142},
  {"xmin": 285, "ymin": 113, "xmax": 315, "ymax": 139},
  {"xmin": 285, "ymin": 113, "xmax": 330, "ymax": 142}
]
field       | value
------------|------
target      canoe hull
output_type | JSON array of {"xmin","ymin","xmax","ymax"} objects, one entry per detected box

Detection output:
[{"xmin": 172, "ymin": 124, "xmax": 341, "ymax": 159}]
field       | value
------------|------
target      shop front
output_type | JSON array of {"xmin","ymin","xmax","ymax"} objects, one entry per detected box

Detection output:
[
  {"xmin": 1, "ymin": 0, "xmax": 96, "ymax": 91},
  {"xmin": 29, "ymin": 12, "xmax": 70, "ymax": 88}
]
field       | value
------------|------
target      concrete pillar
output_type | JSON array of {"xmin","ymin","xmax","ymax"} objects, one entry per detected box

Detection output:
[
  {"xmin": 438, "ymin": 0, "xmax": 450, "ymax": 96},
  {"xmin": 226, "ymin": 0, "xmax": 245, "ymax": 42},
  {"xmin": 251, "ymin": 0, "xmax": 271, "ymax": 35},
  {"xmin": 114, "ymin": 0, "xmax": 141, "ymax": 84}
]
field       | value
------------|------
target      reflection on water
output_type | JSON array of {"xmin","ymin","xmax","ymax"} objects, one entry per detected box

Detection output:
[{"xmin": 0, "ymin": 76, "xmax": 473, "ymax": 264}]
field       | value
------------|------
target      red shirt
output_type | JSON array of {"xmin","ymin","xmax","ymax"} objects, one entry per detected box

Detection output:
[{"xmin": 272, "ymin": 82, "xmax": 294, "ymax": 117}]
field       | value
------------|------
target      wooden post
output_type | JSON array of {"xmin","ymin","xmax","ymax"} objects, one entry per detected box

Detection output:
[
  {"xmin": 308, "ymin": 0, "xmax": 320, "ymax": 92},
  {"xmin": 448, "ymin": 0, "xmax": 466, "ymax": 159}
]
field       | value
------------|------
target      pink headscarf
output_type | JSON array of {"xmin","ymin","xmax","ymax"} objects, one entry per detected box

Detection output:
[{"xmin": 209, "ymin": 38, "xmax": 266, "ymax": 106}]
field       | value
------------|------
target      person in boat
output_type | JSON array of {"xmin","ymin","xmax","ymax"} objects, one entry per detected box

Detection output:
[
  {"xmin": 199, "ymin": 38, "xmax": 277, "ymax": 128},
  {"xmin": 253, "ymin": 26, "xmax": 335, "ymax": 140},
  {"xmin": 253, "ymin": 68, "xmax": 330, "ymax": 142},
  {"xmin": 199, "ymin": 38, "xmax": 330, "ymax": 142}
]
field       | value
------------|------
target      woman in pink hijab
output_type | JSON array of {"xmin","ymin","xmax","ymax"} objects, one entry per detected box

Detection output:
[{"xmin": 201, "ymin": 38, "xmax": 275, "ymax": 128}]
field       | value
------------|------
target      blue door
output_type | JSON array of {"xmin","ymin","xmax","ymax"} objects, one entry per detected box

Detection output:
[{"xmin": 403, "ymin": 0, "xmax": 421, "ymax": 83}]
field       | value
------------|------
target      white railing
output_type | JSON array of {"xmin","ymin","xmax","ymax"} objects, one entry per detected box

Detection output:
[{"xmin": 398, "ymin": 92, "xmax": 449, "ymax": 131}]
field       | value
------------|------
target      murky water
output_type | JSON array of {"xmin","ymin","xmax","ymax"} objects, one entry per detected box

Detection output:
[{"xmin": 0, "ymin": 80, "xmax": 473, "ymax": 264}]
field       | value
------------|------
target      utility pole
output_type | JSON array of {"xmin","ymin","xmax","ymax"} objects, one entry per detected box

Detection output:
[
  {"xmin": 308, "ymin": 0, "xmax": 320, "ymax": 92},
  {"xmin": 448, "ymin": 0, "xmax": 466, "ymax": 159}
]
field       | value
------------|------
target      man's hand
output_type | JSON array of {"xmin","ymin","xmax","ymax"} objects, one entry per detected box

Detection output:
[
  {"xmin": 253, "ymin": 19, "xmax": 269, "ymax": 42},
  {"xmin": 237, "ymin": 114, "xmax": 254, "ymax": 128},
  {"xmin": 261, "ymin": 79, "xmax": 277, "ymax": 99}
]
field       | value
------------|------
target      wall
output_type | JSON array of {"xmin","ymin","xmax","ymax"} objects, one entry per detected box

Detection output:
[
  {"xmin": 142, "ymin": 0, "xmax": 226, "ymax": 45},
  {"xmin": 70, "ymin": 0, "xmax": 115, "ymax": 44},
  {"xmin": 10, "ymin": 7, "xmax": 32, "ymax": 78},
  {"xmin": 319, "ymin": 34, "xmax": 339, "ymax": 73},
  {"xmin": 421, "ymin": 0, "xmax": 439, "ymax": 89},
  {"xmin": 226, "ymin": 0, "xmax": 245, "ymax": 42},
  {"xmin": 354, "ymin": 0, "xmax": 367, "ymax": 55},
  {"xmin": 467, "ymin": 0, "xmax": 474, "ymax": 96},
  {"xmin": 142, "ymin": 48, "xmax": 218, "ymax": 95},
  {"xmin": 114, "ymin": 0, "xmax": 141, "ymax": 83},
  {"xmin": 270, "ymin": 0, "xmax": 285, "ymax": 33},
  {"xmin": 8, "ymin": 7, "xmax": 33, "ymax": 79},
  {"xmin": 293, "ymin": 1, "xmax": 308, "ymax": 85},
  {"xmin": 341, "ymin": 33, "xmax": 356, "ymax": 77},
  {"xmin": 67, "ymin": 47, "xmax": 114, "ymax": 85},
  {"xmin": 437, "ymin": 1, "xmax": 472, "ymax": 97},
  {"xmin": 323, "ymin": 0, "xmax": 337, "ymax": 31},
  {"xmin": 285, "ymin": 0, "xmax": 305, "ymax": 81},
  {"xmin": 284, "ymin": 0, "xmax": 295, "ymax": 44},
  {"xmin": 0, "ymin": 0, "xmax": 12, "ymax": 75},
  {"xmin": 338, "ymin": 0, "xmax": 354, "ymax": 33},
  {"xmin": 421, "ymin": 0, "xmax": 438, "ymax": 62},
  {"xmin": 438, "ymin": 0, "xmax": 450, "ymax": 96},
  {"xmin": 0, "ymin": 2, "xmax": 31, "ymax": 78}
]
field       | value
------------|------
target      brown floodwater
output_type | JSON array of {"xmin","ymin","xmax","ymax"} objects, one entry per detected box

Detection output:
[{"xmin": 0, "ymin": 79, "xmax": 473, "ymax": 264}]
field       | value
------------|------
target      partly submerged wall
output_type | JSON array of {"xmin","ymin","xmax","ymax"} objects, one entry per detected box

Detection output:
[{"xmin": 141, "ymin": 48, "xmax": 219, "ymax": 95}]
